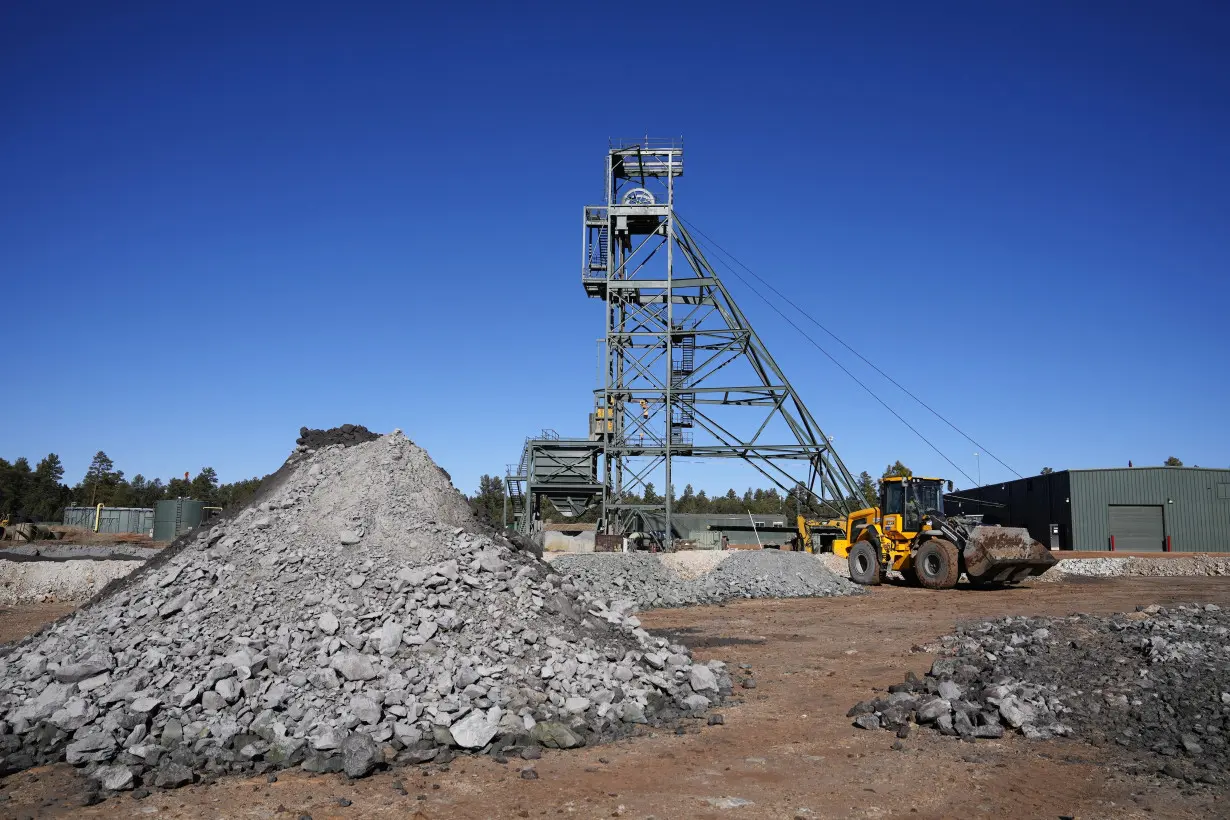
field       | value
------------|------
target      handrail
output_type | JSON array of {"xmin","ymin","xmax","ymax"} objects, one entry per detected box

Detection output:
[{"xmin": 609, "ymin": 137, "xmax": 684, "ymax": 151}]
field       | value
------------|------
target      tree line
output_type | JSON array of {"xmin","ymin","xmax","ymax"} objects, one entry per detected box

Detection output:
[
  {"xmin": 0, "ymin": 450, "xmax": 264, "ymax": 523},
  {"xmin": 468, "ymin": 462, "xmax": 915, "ymax": 528}
]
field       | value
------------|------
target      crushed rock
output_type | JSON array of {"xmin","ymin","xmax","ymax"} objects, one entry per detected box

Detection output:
[
  {"xmin": 550, "ymin": 550, "xmax": 859, "ymax": 609},
  {"xmin": 0, "ymin": 427, "xmax": 731, "ymax": 792},
  {"xmin": 1033, "ymin": 555, "xmax": 1230, "ymax": 582},
  {"xmin": 850, "ymin": 603, "xmax": 1230, "ymax": 787},
  {"xmin": 658, "ymin": 550, "xmax": 731, "ymax": 581},
  {"xmin": 816, "ymin": 552, "xmax": 850, "ymax": 579},
  {"xmin": 0, "ymin": 560, "xmax": 143, "ymax": 605}
]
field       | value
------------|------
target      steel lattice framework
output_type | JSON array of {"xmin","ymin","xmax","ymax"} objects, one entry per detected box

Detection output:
[{"xmin": 582, "ymin": 138, "xmax": 863, "ymax": 545}]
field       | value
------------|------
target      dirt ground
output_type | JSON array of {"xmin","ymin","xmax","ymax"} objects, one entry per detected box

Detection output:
[
  {"xmin": 0, "ymin": 604, "xmax": 78, "ymax": 644},
  {"xmin": 2, "ymin": 577, "xmax": 1229, "ymax": 819}
]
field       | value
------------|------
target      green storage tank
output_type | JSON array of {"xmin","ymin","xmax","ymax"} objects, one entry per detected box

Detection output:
[{"xmin": 153, "ymin": 499, "xmax": 206, "ymax": 542}]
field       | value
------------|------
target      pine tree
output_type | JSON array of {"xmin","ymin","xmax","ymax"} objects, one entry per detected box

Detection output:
[
  {"xmin": 877, "ymin": 461, "xmax": 912, "ymax": 494},
  {"xmin": 190, "ymin": 467, "xmax": 220, "ymax": 504},
  {"xmin": 26, "ymin": 454, "xmax": 67, "ymax": 521},
  {"xmin": 855, "ymin": 471, "xmax": 877, "ymax": 508},
  {"xmin": 83, "ymin": 451, "xmax": 115, "ymax": 506},
  {"xmin": 470, "ymin": 474, "xmax": 506, "ymax": 526}
]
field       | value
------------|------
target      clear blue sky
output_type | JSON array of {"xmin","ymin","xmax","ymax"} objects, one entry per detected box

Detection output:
[{"xmin": 2, "ymin": 1, "xmax": 1227, "ymax": 496}]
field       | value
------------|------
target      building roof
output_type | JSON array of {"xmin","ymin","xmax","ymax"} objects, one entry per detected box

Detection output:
[{"xmin": 1067, "ymin": 466, "xmax": 1230, "ymax": 474}]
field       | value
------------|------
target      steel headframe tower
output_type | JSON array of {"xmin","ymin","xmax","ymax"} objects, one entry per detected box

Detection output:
[{"xmin": 582, "ymin": 138, "xmax": 863, "ymax": 546}]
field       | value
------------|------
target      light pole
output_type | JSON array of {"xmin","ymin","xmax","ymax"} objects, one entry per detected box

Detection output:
[{"xmin": 974, "ymin": 452, "xmax": 981, "ymax": 486}]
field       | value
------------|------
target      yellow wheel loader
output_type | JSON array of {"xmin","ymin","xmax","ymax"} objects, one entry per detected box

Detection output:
[{"xmin": 803, "ymin": 476, "xmax": 1055, "ymax": 589}]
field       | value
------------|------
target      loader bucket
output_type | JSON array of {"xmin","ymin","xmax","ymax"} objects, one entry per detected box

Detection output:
[{"xmin": 962, "ymin": 526, "xmax": 1056, "ymax": 585}]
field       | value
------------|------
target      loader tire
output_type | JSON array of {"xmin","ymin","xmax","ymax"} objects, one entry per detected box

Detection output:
[
  {"xmin": 913, "ymin": 538, "xmax": 960, "ymax": 590},
  {"xmin": 848, "ymin": 541, "xmax": 882, "ymax": 586}
]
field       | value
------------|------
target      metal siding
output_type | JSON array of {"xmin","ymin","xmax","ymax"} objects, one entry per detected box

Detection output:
[
  {"xmin": 945, "ymin": 473, "xmax": 1069, "ymax": 549},
  {"xmin": 152, "ymin": 500, "xmax": 205, "ymax": 541},
  {"xmin": 1070, "ymin": 468, "xmax": 1230, "ymax": 552},
  {"xmin": 62, "ymin": 506, "xmax": 154, "ymax": 535},
  {"xmin": 1052, "ymin": 471, "xmax": 1073, "ymax": 550}
]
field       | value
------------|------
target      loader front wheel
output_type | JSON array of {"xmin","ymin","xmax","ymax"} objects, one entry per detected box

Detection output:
[
  {"xmin": 913, "ymin": 539, "xmax": 960, "ymax": 590},
  {"xmin": 848, "ymin": 541, "xmax": 882, "ymax": 586}
]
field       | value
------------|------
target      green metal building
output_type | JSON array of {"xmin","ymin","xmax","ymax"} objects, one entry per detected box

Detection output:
[{"xmin": 944, "ymin": 467, "xmax": 1230, "ymax": 553}]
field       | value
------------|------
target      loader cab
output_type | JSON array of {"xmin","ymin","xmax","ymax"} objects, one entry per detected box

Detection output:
[{"xmin": 879, "ymin": 476, "xmax": 946, "ymax": 535}]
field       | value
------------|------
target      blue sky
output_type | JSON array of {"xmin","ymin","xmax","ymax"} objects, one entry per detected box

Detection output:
[{"xmin": 2, "ymin": 1, "xmax": 1227, "ymax": 496}]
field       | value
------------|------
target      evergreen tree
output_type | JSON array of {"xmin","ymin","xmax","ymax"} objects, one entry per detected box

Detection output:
[
  {"xmin": 191, "ymin": 467, "xmax": 220, "ymax": 504},
  {"xmin": 27, "ymin": 454, "xmax": 68, "ymax": 520},
  {"xmin": 469, "ymin": 474, "xmax": 506, "ymax": 526},
  {"xmin": 855, "ymin": 471, "xmax": 877, "ymax": 508},
  {"xmin": 216, "ymin": 477, "xmax": 262, "ymax": 509},
  {"xmin": 720, "ymin": 488, "xmax": 740, "ymax": 513},
  {"xmin": 877, "ymin": 460, "xmax": 912, "ymax": 493},
  {"xmin": 143, "ymin": 478, "xmax": 166, "ymax": 507},
  {"xmin": 0, "ymin": 458, "xmax": 33, "ymax": 518},
  {"xmin": 760, "ymin": 487, "xmax": 782, "ymax": 513},
  {"xmin": 83, "ymin": 451, "xmax": 116, "ymax": 506}
]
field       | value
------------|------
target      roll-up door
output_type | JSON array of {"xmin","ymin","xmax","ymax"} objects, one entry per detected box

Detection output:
[{"xmin": 1108, "ymin": 505, "xmax": 1164, "ymax": 552}]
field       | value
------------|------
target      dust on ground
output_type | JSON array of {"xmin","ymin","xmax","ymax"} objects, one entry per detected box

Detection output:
[
  {"xmin": 2, "ymin": 575, "xmax": 1228, "ymax": 818},
  {"xmin": 658, "ymin": 549, "xmax": 731, "ymax": 580}
]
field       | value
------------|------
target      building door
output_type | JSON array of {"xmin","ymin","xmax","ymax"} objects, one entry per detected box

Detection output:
[{"xmin": 1108, "ymin": 505, "xmax": 1164, "ymax": 552}]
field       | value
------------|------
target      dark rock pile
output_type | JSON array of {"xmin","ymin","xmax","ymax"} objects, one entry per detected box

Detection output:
[
  {"xmin": 295, "ymin": 424, "xmax": 380, "ymax": 450},
  {"xmin": 851, "ymin": 604, "xmax": 1230, "ymax": 786},
  {"xmin": 0, "ymin": 429, "xmax": 731, "ymax": 796}
]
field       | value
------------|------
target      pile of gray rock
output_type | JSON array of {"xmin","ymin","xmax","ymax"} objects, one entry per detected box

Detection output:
[
  {"xmin": 550, "ymin": 550, "xmax": 858, "ymax": 610},
  {"xmin": 0, "ymin": 429, "xmax": 731, "ymax": 796},
  {"xmin": 1036, "ymin": 555, "xmax": 1230, "ymax": 581},
  {"xmin": 851, "ymin": 604, "xmax": 1230, "ymax": 786}
]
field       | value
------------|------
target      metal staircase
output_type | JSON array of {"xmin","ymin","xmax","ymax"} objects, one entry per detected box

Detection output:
[
  {"xmin": 505, "ymin": 463, "xmax": 525, "ymax": 520},
  {"xmin": 593, "ymin": 228, "xmax": 608, "ymax": 272},
  {"xmin": 671, "ymin": 332, "xmax": 696, "ymax": 436}
]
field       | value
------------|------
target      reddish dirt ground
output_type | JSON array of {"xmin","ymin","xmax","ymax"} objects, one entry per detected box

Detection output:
[
  {"xmin": 2, "ymin": 577, "xmax": 1228, "ymax": 819},
  {"xmin": 0, "ymin": 605, "xmax": 78, "ymax": 645}
]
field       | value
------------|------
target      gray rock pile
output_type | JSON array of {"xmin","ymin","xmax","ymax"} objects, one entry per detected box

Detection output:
[
  {"xmin": 551, "ymin": 550, "xmax": 858, "ymax": 609},
  {"xmin": 1035, "ymin": 555, "xmax": 1230, "ymax": 581},
  {"xmin": 0, "ymin": 429, "xmax": 731, "ymax": 794},
  {"xmin": 850, "ymin": 604, "xmax": 1230, "ymax": 786}
]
